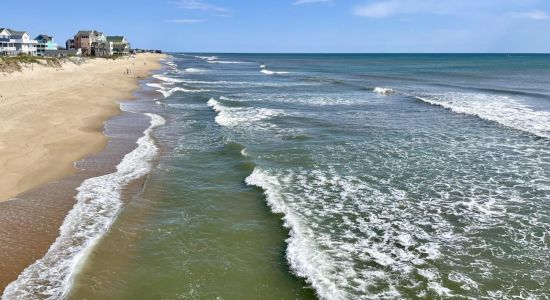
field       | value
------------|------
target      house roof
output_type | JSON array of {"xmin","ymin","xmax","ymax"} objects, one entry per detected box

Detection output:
[
  {"xmin": 36, "ymin": 34, "xmax": 53, "ymax": 42},
  {"xmin": 7, "ymin": 29, "xmax": 26, "ymax": 36},
  {"xmin": 106, "ymin": 36, "xmax": 126, "ymax": 42},
  {"xmin": 76, "ymin": 30, "xmax": 94, "ymax": 36}
]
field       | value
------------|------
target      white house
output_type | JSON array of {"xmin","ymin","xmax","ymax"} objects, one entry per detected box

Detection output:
[
  {"xmin": 0, "ymin": 28, "xmax": 16, "ymax": 56},
  {"xmin": 0, "ymin": 28, "xmax": 38, "ymax": 56}
]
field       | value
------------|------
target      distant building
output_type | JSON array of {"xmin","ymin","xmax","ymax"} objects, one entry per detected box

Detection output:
[
  {"xmin": 0, "ymin": 28, "xmax": 37, "ymax": 56},
  {"xmin": 66, "ymin": 38, "xmax": 74, "ymax": 50},
  {"xmin": 91, "ymin": 32, "xmax": 112, "ymax": 57},
  {"xmin": 106, "ymin": 36, "xmax": 130, "ymax": 56},
  {"xmin": 72, "ymin": 30, "xmax": 131, "ymax": 57},
  {"xmin": 73, "ymin": 30, "xmax": 94, "ymax": 56},
  {"xmin": 0, "ymin": 28, "xmax": 16, "ymax": 56},
  {"xmin": 73, "ymin": 30, "xmax": 103, "ymax": 56},
  {"xmin": 35, "ymin": 34, "xmax": 58, "ymax": 56}
]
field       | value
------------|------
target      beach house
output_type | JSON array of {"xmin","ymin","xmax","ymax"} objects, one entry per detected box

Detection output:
[
  {"xmin": 73, "ymin": 30, "xmax": 131, "ymax": 57},
  {"xmin": 0, "ymin": 28, "xmax": 16, "ymax": 56},
  {"xmin": 106, "ymin": 36, "xmax": 130, "ymax": 56},
  {"xmin": 73, "ymin": 30, "xmax": 104, "ymax": 56},
  {"xmin": 35, "ymin": 34, "xmax": 58, "ymax": 56},
  {"xmin": 66, "ymin": 38, "xmax": 74, "ymax": 50},
  {"xmin": 91, "ymin": 32, "xmax": 112, "ymax": 57},
  {"xmin": 0, "ymin": 28, "xmax": 37, "ymax": 56}
]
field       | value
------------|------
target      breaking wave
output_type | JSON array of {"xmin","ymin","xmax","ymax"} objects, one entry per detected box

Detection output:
[
  {"xmin": 207, "ymin": 98, "xmax": 285, "ymax": 128},
  {"xmin": 373, "ymin": 87, "xmax": 394, "ymax": 94},
  {"xmin": 416, "ymin": 92, "xmax": 550, "ymax": 139},
  {"xmin": 261, "ymin": 69, "xmax": 290, "ymax": 75}
]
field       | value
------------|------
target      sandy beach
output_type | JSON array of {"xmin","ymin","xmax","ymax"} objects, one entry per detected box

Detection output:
[
  {"xmin": 0, "ymin": 53, "xmax": 165, "ymax": 202},
  {"xmin": 0, "ymin": 53, "xmax": 165, "ymax": 291}
]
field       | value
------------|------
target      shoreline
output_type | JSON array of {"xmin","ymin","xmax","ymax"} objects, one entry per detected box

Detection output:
[
  {"xmin": 0, "ymin": 53, "xmax": 166, "ymax": 291},
  {"xmin": 0, "ymin": 53, "xmax": 166, "ymax": 202}
]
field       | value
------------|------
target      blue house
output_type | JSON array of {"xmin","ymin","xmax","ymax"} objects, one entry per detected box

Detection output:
[{"xmin": 35, "ymin": 34, "xmax": 58, "ymax": 56}]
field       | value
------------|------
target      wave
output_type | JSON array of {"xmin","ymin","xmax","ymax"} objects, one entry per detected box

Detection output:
[
  {"xmin": 244, "ymin": 167, "xmax": 466, "ymax": 299},
  {"xmin": 166, "ymin": 61, "xmax": 177, "ymax": 69},
  {"xmin": 152, "ymin": 74, "xmax": 185, "ymax": 84},
  {"xmin": 207, "ymin": 60, "xmax": 249, "ymax": 64},
  {"xmin": 261, "ymin": 69, "xmax": 289, "ymax": 75},
  {"xmin": 147, "ymin": 84, "xmax": 210, "ymax": 98},
  {"xmin": 415, "ymin": 92, "xmax": 550, "ymax": 139},
  {"xmin": 373, "ymin": 87, "xmax": 394, "ymax": 95},
  {"xmin": 184, "ymin": 68, "xmax": 207, "ymax": 74},
  {"xmin": 2, "ymin": 113, "xmax": 165, "ymax": 300},
  {"xmin": 178, "ymin": 79, "xmax": 310, "ymax": 87},
  {"xmin": 195, "ymin": 55, "xmax": 218, "ymax": 61},
  {"xmin": 245, "ymin": 168, "xmax": 346, "ymax": 300},
  {"xmin": 207, "ymin": 98, "xmax": 285, "ymax": 128}
]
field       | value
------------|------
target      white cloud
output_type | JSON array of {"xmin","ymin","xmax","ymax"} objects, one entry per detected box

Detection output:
[
  {"xmin": 166, "ymin": 19, "xmax": 205, "ymax": 23},
  {"xmin": 353, "ymin": 1, "xmax": 401, "ymax": 18},
  {"xmin": 511, "ymin": 9, "xmax": 550, "ymax": 20},
  {"xmin": 352, "ymin": 0, "xmax": 501, "ymax": 18},
  {"xmin": 292, "ymin": 0, "xmax": 332, "ymax": 5},
  {"xmin": 172, "ymin": 0, "xmax": 231, "ymax": 15}
]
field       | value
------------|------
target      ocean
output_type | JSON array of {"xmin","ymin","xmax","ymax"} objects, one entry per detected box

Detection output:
[{"xmin": 3, "ymin": 54, "xmax": 549, "ymax": 299}]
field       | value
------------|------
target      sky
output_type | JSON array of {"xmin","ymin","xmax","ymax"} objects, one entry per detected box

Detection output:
[{"xmin": 2, "ymin": 0, "xmax": 550, "ymax": 53}]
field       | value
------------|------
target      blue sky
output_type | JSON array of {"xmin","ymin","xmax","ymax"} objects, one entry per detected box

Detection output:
[{"xmin": 3, "ymin": 0, "xmax": 550, "ymax": 52}]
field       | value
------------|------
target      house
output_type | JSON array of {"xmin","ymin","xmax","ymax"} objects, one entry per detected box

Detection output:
[
  {"xmin": 35, "ymin": 34, "xmax": 58, "ymax": 56},
  {"xmin": 0, "ymin": 28, "xmax": 16, "ymax": 56},
  {"xmin": 91, "ymin": 32, "xmax": 112, "ymax": 57},
  {"xmin": 0, "ymin": 28, "xmax": 37, "ymax": 56},
  {"xmin": 73, "ymin": 30, "xmax": 118, "ymax": 57},
  {"xmin": 73, "ymin": 30, "xmax": 94, "ymax": 56},
  {"xmin": 66, "ymin": 38, "xmax": 74, "ymax": 50},
  {"xmin": 106, "ymin": 36, "xmax": 130, "ymax": 56},
  {"xmin": 73, "ymin": 30, "xmax": 100, "ymax": 56}
]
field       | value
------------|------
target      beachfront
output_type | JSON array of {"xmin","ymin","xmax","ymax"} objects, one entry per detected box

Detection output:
[{"xmin": 0, "ymin": 53, "xmax": 165, "ymax": 289}]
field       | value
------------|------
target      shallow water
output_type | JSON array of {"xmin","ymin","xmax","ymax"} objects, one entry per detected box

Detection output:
[{"xmin": 32, "ymin": 54, "xmax": 550, "ymax": 299}]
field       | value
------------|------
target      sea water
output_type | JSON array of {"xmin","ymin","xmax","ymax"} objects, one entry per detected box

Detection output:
[{"xmin": 7, "ymin": 54, "xmax": 549, "ymax": 299}]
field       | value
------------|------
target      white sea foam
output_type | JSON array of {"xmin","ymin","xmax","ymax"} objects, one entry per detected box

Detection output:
[
  {"xmin": 147, "ymin": 83, "xmax": 209, "ymax": 98},
  {"xmin": 195, "ymin": 55, "xmax": 218, "ymax": 61},
  {"xmin": 260, "ymin": 64, "xmax": 267, "ymax": 68},
  {"xmin": 178, "ymin": 79, "xmax": 312, "ymax": 88},
  {"xmin": 2, "ymin": 113, "xmax": 165, "ymax": 300},
  {"xmin": 261, "ymin": 69, "xmax": 289, "ymax": 75},
  {"xmin": 184, "ymin": 68, "xmax": 207, "ymax": 74},
  {"xmin": 416, "ymin": 92, "xmax": 550, "ymax": 138},
  {"xmin": 207, "ymin": 98, "xmax": 285, "ymax": 128},
  {"xmin": 244, "ymin": 167, "xmax": 475, "ymax": 299},
  {"xmin": 207, "ymin": 60, "xmax": 248, "ymax": 64},
  {"xmin": 153, "ymin": 74, "xmax": 185, "ymax": 83},
  {"xmin": 245, "ymin": 168, "xmax": 346, "ymax": 300},
  {"xmin": 373, "ymin": 87, "xmax": 394, "ymax": 94}
]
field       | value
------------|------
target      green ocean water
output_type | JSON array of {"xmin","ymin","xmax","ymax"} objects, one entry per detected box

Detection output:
[{"xmin": 5, "ymin": 54, "xmax": 549, "ymax": 300}]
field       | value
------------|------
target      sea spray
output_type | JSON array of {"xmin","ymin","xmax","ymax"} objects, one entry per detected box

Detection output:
[{"xmin": 2, "ymin": 113, "xmax": 165, "ymax": 300}]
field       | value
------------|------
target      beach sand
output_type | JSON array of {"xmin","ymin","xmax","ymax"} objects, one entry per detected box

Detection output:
[
  {"xmin": 0, "ymin": 53, "xmax": 165, "ymax": 202},
  {"xmin": 0, "ymin": 53, "xmax": 165, "ymax": 290}
]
